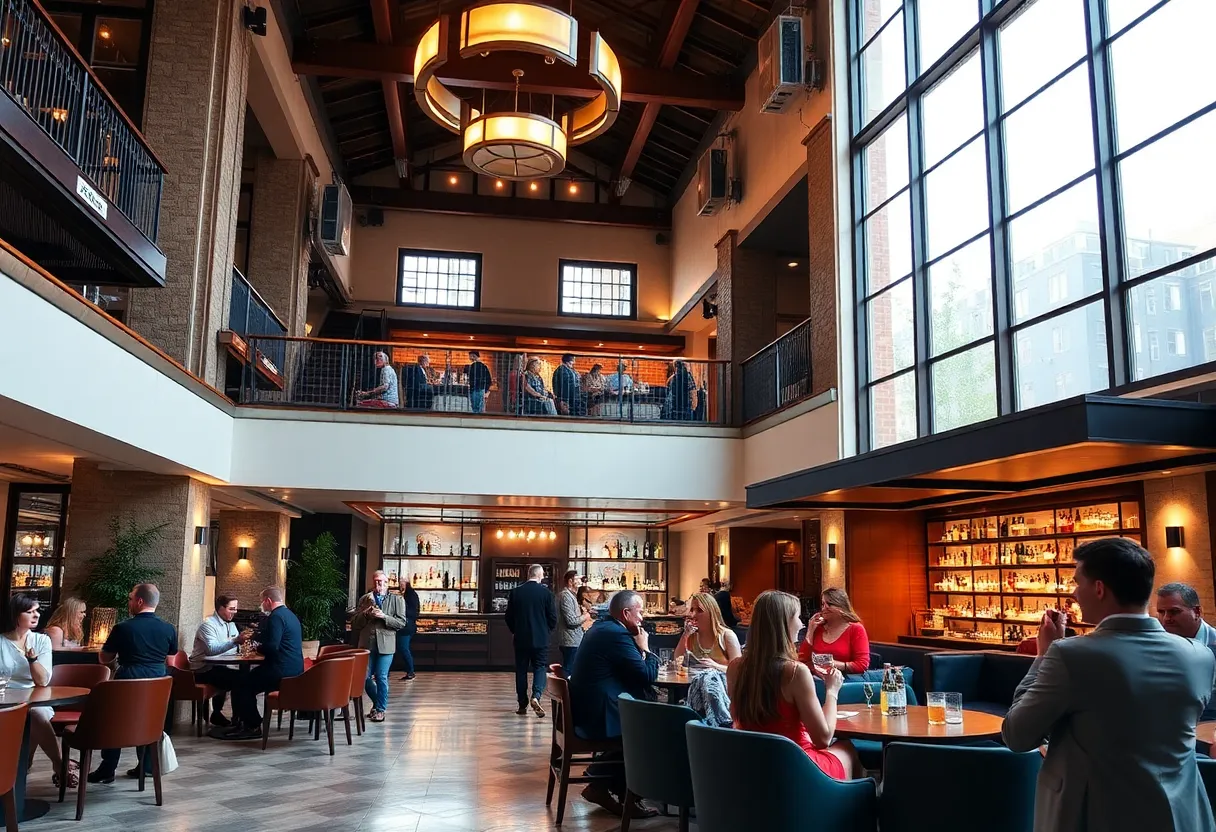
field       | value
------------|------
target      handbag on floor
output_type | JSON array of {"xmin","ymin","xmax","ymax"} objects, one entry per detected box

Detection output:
[{"xmin": 159, "ymin": 732, "xmax": 178, "ymax": 773}]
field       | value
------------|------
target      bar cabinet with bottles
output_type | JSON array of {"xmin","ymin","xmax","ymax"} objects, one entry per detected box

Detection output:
[
  {"xmin": 921, "ymin": 494, "xmax": 1143, "ymax": 649},
  {"xmin": 2, "ymin": 484, "xmax": 70, "ymax": 610}
]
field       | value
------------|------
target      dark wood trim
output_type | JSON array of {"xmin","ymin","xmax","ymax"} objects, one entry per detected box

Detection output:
[
  {"xmin": 291, "ymin": 39, "xmax": 746, "ymax": 111},
  {"xmin": 349, "ymin": 185, "xmax": 670, "ymax": 229}
]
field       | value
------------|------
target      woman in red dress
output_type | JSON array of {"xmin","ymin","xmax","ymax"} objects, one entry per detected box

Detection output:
[
  {"xmin": 798, "ymin": 587, "xmax": 871, "ymax": 675},
  {"xmin": 727, "ymin": 590, "xmax": 862, "ymax": 780}
]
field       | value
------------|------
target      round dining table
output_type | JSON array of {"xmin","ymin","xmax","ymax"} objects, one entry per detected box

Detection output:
[
  {"xmin": 1, "ymin": 685, "xmax": 91, "ymax": 821},
  {"xmin": 831, "ymin": 705, "xmax": 1005, "ymax": 745},
  {"xmin": 654, "ymin": 669, "xmax": 692, "ymax": 704},
  {"xmin": 202, "ymin": 653, "xmax": 264, "ymax": 672}
]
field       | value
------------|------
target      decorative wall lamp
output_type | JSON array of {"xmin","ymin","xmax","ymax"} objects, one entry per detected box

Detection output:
[
  {"xmin": 1166, "ymin": 526, "xmax": 1185, "ymax": 549},
  {"xmin": 238, "ymin": 546, "xmax": 250, "ymax": 561},
  {"xmin": 280, "ymin": 547, "xmax": 290, "ymax": 561},
  {"xmin": 827, "ymin": 543, "xmax": 837, "ymax": 560},
  {"xmin": 194, "ymin": 526, "xmax": 209, "ymax": 546}
]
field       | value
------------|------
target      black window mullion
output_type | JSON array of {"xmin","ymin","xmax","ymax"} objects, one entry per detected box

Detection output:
[
  {"xmin": 850, "ymin": 0, "xmax": 871, "ymax": 451},
  {"xmin": 979, "ymin": 4, "xmax": 1013, "ymax": 415},
  {"xmin": 1082, "ymin": 0, "xmax": 1126, "ymax": 389},
  {"xmin": 906, "ymin": 0, "xmax": 932, "ymax": 436}
]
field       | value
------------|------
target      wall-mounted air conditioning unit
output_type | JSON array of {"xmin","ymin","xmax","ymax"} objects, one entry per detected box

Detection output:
[
  {"xmin": 758, "ymin": 14, "xmax": 807, "ymax": 114},
  {"xmin": 320, "ymin": 183, "xmax": 352, "ymax": 256},
  {"xmin": 696, "ymin": 148, "xmax": 729, "ymax": 216}
]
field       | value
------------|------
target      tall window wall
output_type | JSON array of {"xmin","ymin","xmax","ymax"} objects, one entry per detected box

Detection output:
[{"xmin": 850, "ymin": 0, "xmax": 1216, "ymax": 451}]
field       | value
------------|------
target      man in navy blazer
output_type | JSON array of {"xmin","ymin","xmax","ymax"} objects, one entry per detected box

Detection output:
[
  {"xmin": 228, "ymin": 586, "xmax": 304, "ymax": 739},
  {"xmin": 505, "ymin": 564, "xmax": 557, "ymax": 717},
  {"xmin": 568, "ymin": 589, "xmax": 660, "ymax": 819}
]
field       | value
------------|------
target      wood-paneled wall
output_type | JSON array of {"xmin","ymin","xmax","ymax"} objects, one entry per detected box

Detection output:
[
  {"xmin": 845, "ymin": 510, "xmax": 927, "ymax": 643},
  {"xmin": 729, "ymin": 527, "xmax": 781, "ymax": 604}
]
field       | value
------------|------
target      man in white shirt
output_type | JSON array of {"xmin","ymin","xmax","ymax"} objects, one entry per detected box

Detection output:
[
  {"xmin": 189, "ymin": 594, "xmax": 251, "ymax": 728},
  {"xmin": 1157, "ymin": 581, "xmax": 1216, "ymax": 720}
]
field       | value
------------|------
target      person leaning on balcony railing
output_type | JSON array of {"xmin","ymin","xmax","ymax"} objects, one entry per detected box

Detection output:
[
  {"xmin": 355, "ymin": 351, "xmax": 399, "ymax": 408},
  {"xmin": 522, "ymin": 358, "xmax": 557, "ymax": 416}
]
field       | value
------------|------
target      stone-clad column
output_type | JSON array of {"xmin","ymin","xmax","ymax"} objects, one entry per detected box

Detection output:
[
  {"xmin": 245, "ymin": 154, "xmax": 312, "ymax": 336},
  {"xmin": 61, "ymin": 461, "xmax": 211, "ymax": 648},
  {"xmin": 215, "ymin": 510, "xmax": 290, "ymax": 607},
  {"xmin": 126, "ymin": 0, "xmax": 251, "ymax": 385}
]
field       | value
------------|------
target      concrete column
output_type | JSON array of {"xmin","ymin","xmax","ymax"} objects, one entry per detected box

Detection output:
[
  {"xmin": 805, "ymin": 119, "xmax": 838, "ymax": 396},
  {"xmin": 715, "ymin": 231, "xmax": 779, "ymax": 424},
  {"xmin": 216, "ymin": 510, "xmax": 289, "ymax": 607},
  {"xmin": 245, "ymin": 154, "xmax": 313, "ymax": 336},
  {"xmin": 126, "ymin": 0, "xmax": 251, "ymax": 385},
  {"xmin": 62, "ymin": 461, "xmax": 211, "ymax": 648}
]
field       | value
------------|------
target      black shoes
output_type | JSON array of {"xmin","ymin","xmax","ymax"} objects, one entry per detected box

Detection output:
[
  {"xmin": 209, "ymin": 712, "xmax": 232, "ymax": 728},
  {"xmin": 581, "ymin": 785, "xmax": 622, "ymax": 815},
  {"xmin": 404, "ymin": 673, "xmax": 417, "ymax": 681},
  {"xmin": 223, "ymin": 725, "xmax": 263, "ymax": 740},
  {"xmin": 87, "ymin": 769, "xmax": 115, "ymax": 785},
  {"xmin": 516, "ymin": 704, "xmax": 529, "ymax": 715}
]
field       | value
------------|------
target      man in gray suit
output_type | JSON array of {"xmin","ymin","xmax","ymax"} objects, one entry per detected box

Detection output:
[
  {"xmin": 353, "ymin": 570, "xmax": 407, "ymax": 723},
  {"xmin": 1003, "ymin": 537, "xmax": 1216, "ymax": 832}
]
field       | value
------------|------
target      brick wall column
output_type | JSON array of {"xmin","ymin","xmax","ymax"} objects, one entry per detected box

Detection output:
[
  {"xmin": 126, "ymin": 0, "xmax": 250, "ymax": 385},
  {"xmin": 245, "ymin": 155, "xmax": 312, "ymax": 336},
  {"xmin": 805, "ymin": 120, "xmax": 838, "ymax": 396},
  {"xmin": 716, "ymin": 231, "xmax": 779, "ymax": 424},
  {"xmin": 216, "ymin": 510, "xmax": 290, "ymax": 607},
  {"xmin": 62, "ymin": 461, "xmax": 211, "ymax": 648}
]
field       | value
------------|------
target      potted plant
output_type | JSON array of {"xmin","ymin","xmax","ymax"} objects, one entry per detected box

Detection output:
[
  {"xmin": 76, "ymin": 517, "xmax": 166, "ymax": 640},
  {"xmin": 286, "ymin": 532, "xmax": 348, "ymax": 659}
]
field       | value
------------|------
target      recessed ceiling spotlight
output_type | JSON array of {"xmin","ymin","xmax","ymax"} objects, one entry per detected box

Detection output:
[{"xmin": 787, "ymin": 261, "xmax": 799, "ymax": 268}]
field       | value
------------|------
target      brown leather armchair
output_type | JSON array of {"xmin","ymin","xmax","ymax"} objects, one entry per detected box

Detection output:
[
  {"xmin": 0, "ymin": 703, "xmax": 29, "ymax": 832},
  {"xmin": 261, "ymin": 655, "xmax": 355, "ymax": 755}
]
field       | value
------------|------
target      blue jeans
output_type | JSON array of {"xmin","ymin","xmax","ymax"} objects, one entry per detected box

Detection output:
[
  {"xmin": 396, "ymin": 634, "xmax": 415, "ymax": 676},
  {"xmin": 470, "ymin": 389, "xmax": 486, "ymax": 413},
  {"xmin": 561, "ymin": 645, "xmax": 578, "ymax": 674},
  {"xmin": 515, "ymin": 646, "xmax": 548, "ymax": 706},
  {"xmin": 364, "ymin": 647, "xmax": 393, "ymax": 712}
]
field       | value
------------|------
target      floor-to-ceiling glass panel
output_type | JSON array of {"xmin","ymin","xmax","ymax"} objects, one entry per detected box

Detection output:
[
  {"xmin": 1013, "ymin": 302, "xmax": 1108, "ymax": 409},
  {"xmin": 929, "ymin": 235, "xmax": 993, "ymax": 357},
  {"xmin": 998, "ymin": 0, "xmax": 1087, "ymax": 113},
  {"xmin": 924, "ymin": 137, "xmax": 989, "ymax": 260},
  {"xmin": 1127, "ymin": 256, "xmax": 1216, "ymax": 380},
  {"xmin": 864, "ymin": 191, "xmax": 912, "ymax": 294},
  {"xmin": 922, "ymin": 51, "xmax": 983, "ymax": 168},
  {"xmin": 931, "ymin": 342, "xmax": 997, "ymax": 432},
  {"xmin": 1003, "ymin": 67, "xmax": 1094, "ymax": 213},
  {"xmin": 862, "ymin": 11, "xmax": 906, "ymax": 123},
  {"xmin": 868, "ymin": 278, "xmax": 915, "ymax": 378},
  {"xmin": 864, "ymin": 115, "xmax": 909, "ymax": 210},
  {"xmin": 870, "ymin": 371, "xmax": 917, "ymax": 449},
  {"xmin": 917, "ymin": 0, "xmax": 978, "ymax": 74}
]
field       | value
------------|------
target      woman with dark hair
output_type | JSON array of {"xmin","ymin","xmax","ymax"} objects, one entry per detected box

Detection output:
[
  {"xmin": 798, "ymin": 587, "xmax": 871, "ymax": 675},
  {"xmin": 2, "ymin": 593, "xmax": 73, "ymax": 784},
  {"xmin": 727, "ymin": 590, "xmax": 861, "ymax": 780}
]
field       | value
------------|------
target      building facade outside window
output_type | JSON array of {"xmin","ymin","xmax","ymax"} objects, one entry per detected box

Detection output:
[
  {"xmin": 558, "ymin": 260, "xmax": 637, "ymax": 319},
  {"xmin": 850, "ymin": 0, "xmax": 1216, "ymax": 451},
  {"xmin": 396, "ymin": 249, "xmax": 481, "ymax": 310}
]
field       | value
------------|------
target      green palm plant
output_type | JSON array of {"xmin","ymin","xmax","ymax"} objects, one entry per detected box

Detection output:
[
  {"xmin": 287, "ymin": 532, "xmax": 348, "ymax": 642},
  {"xmin": 76, "ymin": 517, "xmax": 166, "ymax": 620}
]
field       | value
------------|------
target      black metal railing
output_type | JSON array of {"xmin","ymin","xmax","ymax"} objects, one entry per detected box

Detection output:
[
  {"xmin": 237, "ymin": 336, "xmax": 730, "ymax": 426},
  {"xmin": 740, "ymin": 318, "xmax": 813, "ymax": 423},
  {"xmin": 229, "ymin": 268, "xmax": 287, "ymax": 373},
  {"xmin": 0, "ymin": 0, "xmax": 164, "ymax": 241}
]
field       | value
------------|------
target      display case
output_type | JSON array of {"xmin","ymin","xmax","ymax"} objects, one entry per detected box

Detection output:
[
  {"xmin": 416, "ymin": 617, "xmax": 488, "ymax": 635},
  {"xmin": 2, "ymin": 485, "xmax": 70, "ymax": 609},
  {"xmin": 568, "ymin": 526, "xmax": 668, "ymax": 615},
  {"xmin": 381, "ymin": 521, "xmax": 480, "ymax": 614},
  {"xmin": 923, "ymin": 496, "xmax": 1142, "ymax": 646}
]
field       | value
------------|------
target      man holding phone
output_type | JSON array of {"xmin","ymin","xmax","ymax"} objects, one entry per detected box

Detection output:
[
  {"xmin": 568, "ymin": 589, "xmax": 660, "ymax": 819},
  {"xmin": 353, "ymin": 571, "xmax": 407, "ymax": 723}
]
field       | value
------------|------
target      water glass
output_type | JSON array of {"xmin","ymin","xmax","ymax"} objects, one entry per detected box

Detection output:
[
  {"xmin": 658, "ymin": 648, "xmax": 673, "ymax": 671},
  {"xmin": 945, "ymin": 692, "xmax": 963, "ymax": 724},
  {"xmin": 811, "ymin": 653, "xmax": 833, "ymax": 671},
  {"xmin": 927, "ymin": 691, "xmax": 946, "ymax": 725}
]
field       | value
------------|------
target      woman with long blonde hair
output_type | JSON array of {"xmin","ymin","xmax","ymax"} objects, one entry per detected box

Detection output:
[
  {"xmin": 727, "ymin": 590, "xmax": 861, "ymax": 780},
  {"xmin": 672, "ymin": 592, "xmax": 741, "ymax": 673},
  {"xmin": 45, "ymin": 596, "xmax": 87, "ymax": 648},
  {"xmin": 798, "ymin": 587, "xmax": 871, "ymax": 675}
]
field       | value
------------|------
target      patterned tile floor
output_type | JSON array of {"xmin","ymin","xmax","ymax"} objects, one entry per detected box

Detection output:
[{"xmin": 24, "ymin": 672, "xmax": 686, "ymax": 832}]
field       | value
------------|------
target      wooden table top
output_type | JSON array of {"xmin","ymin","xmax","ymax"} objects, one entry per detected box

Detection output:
[
  {"xmin": 202, "ymin": 654, "xmax": 264, "ymax": 664},
  {"xmin": 1197, "ymin": 721, "xmax": 1216, "ymax": 746},
  {"xmin": 832, "ymin": 705, "xmax": 1005, "ymax": 743},
  {"xmin": 655, "ymin": 670, "xmax": 692, "ymax": 688},
  {"xmin": 0, "ymin": 685, "xmax": 90, "ymax": 708}
]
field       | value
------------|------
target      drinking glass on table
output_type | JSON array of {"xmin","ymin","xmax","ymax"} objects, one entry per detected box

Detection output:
[
  {"xmin": 658, "ymin": 648, "xmax": 674, "ymax": 671},
  {"xmin": 862, "ymin": 682, "xmax": 875, "ymax": 708},
  {"xmin": 811, "ymin": 653, "xmax": 833, "ymax": 673},
  {"xmin": 945, "ymin": 692, "xmax": 963, "ymax": 724},
  {"xmin": 0, "ymin": 672, "xmax": 9, "ymax": 692},
  {"xmin": 927, "ymin": 691, "xmax": 947, "ymax": 725}
]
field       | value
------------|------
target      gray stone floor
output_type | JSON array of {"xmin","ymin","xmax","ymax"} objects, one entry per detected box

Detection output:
[{"xmin": 24, "ymin": 672, "xmax": 683, "ymax": 832}]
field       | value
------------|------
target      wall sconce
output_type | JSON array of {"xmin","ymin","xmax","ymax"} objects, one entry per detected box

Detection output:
[
  {"xmin": 194, "ymin": 526, "xmax": 209, "ymax": 546},
  {"xmin": 827, "ymin": 543, "xmax": 837, "ymax": 560},
  {"xmin": 497, "ymin": 529, "xmax": 505, "ymax": 539},
  {"xmin": 508, "ymin": 530, "xmax": 516, "ymax": 539},
  {"xmin": 1166, "ymin": 526, "xmax": 1185, "ymax": 549},
  {"xmin": 549, "ymin": 530, "xmax": 557, "ymax": 541},
  {"xmin": 238, "ymin": 547, "xmax": 250, "ymax": 560},
  {"xmin": 280, "ymin": 547, "xmax": 290, "ymax": 561}
]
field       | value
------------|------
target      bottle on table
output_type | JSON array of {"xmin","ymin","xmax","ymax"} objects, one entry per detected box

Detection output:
[
  {"xmin": 879, "ymin": 663, "xmax": 893, "ymax": 715},
  {"xmin": 889, "ymin": 667, "xmax": 907, "ymax": 716}
]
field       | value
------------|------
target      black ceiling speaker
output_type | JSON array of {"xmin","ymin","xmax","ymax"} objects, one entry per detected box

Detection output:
[
  {"xmin": 702, "ymin": 298, "xmax": 718, "ymax": 319},
  {"xmin": 243, "ymin": 5, "xmax": 267, "ymax": 36}
]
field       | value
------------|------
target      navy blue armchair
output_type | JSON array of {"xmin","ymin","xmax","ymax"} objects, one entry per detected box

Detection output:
[
  {"xmin": 880, "ymin": 742, "xmax": 1042, "ymax": 832},
  {"xmin": 926, "ymin": 651, "xmax": 1034, "ymax": 716},
  {"xmin": 686, "ymin": 722, "xmax": 877, "ymax": 832}
]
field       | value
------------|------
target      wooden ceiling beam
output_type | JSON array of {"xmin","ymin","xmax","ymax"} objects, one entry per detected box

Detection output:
[
  {"xmin": 348, "ymin": 185, "xmax": 671, "ymax": 228},
  {"xmin": 292, "ymin": 39, "xmax": 744, "ymax": 110},
  {"xmin": 614, "ymin": 0, "xmax": 700, "ymax": 200},
  {"xmin": 696, "ymin": 5, "xmax": 760, "ymax": 40},
  {"xmin": 370, "ymin": 0, "xmax": 410, "ymax": 187}
]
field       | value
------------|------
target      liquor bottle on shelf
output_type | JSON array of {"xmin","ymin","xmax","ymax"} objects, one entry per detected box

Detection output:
[
  {"xmin": 999, "ymin": 517, "xmax": 1009, "ymax": 537},
  {"xmin": 442, "ymin": 571, "xmax": 449, "ymax": 589},
  {"xmin": 632, "ymin": 575, "xmax": 637, "ymax": 590},
  {"xmin": 602, "ymin": 542, "xmax": 611, "ymax": 559},
  {"xmin": 426, "ymin": 540, "xmax": 433, "ymax": 556},
  {"xmin": 643, "ymin": 540, "xmax": 650, "ymax": 558},
  {"xmin": 449, "ymin": 545, "xmax": 454, "ymax": 556},
  {"xmin": 655, "ymin": 541, "xmax": 662, "ymax": 559}
]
